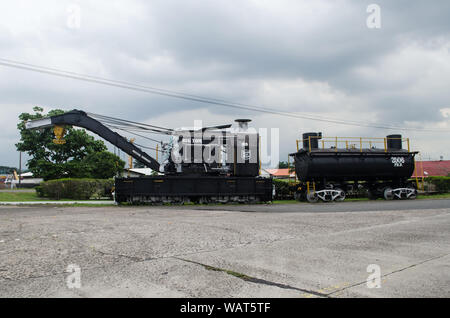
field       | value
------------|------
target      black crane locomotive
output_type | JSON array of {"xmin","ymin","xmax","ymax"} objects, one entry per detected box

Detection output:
[
  {"xmin": 289, "ymin": 132, "xmax": 418, "ymax": 202},
  {"xmin": 25, "ymin": 110, "xmax": 273, "ymax": 204}
]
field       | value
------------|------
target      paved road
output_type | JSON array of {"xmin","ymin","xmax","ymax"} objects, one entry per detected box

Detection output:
[
  {"xmin": 186, "ymin": 198, "xmax": 450, "ymax": 213},
  {"xmin": 0, "ymin": 201, "xmax": 449, "ymax": 297}
]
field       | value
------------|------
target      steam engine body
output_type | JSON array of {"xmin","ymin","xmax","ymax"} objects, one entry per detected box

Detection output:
[
  {"xmin": 290, "ymin": 132, "xmax": 418, "ymax": 202},
  {"xmin": 116, "ymin": 120, "xmax": 273, "ymax": 204},
  {"xmin": 25, "ymin": 110, "xmax": 273, "ymax": 204}
]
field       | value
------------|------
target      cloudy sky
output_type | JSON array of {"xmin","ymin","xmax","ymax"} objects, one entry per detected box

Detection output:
[{"xmin": 1, "ymin": 0, "xmax": 449, "ymax": 168}]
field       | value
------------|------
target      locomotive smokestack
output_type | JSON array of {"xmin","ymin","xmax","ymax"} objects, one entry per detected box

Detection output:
[
  {"xmin": 235, "ymin": 119, "xmax": 251, "ymax": 132},
  {"xmin": 386, "ymin": 134, "xmax": 402, "ymax": 150},
  {"xmin": 302, "ymin": 132, "xmax": 322, "ymax": 150}
]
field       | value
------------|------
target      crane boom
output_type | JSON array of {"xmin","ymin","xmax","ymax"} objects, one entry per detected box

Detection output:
[{"xmin": 25, "ymin": 110, "xmax": 161, "ymax": 171}]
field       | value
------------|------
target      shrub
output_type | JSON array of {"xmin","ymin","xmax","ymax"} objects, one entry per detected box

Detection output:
[
  {"xmin": 273, "ymin": 179, "xmax": 297, "ymax": 200},
  {"xmin": 426, "ymin": 176, "xmax": 450, "ymax": 193},
  {"xmin": 36, "ymin": 178, "xmax": 114, "ymax": 200}
]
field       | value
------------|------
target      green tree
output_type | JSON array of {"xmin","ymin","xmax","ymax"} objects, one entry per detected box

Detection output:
[
  {"xmin": 16, "ymin": 107, "xmax": 124, "ymax": 180},
  {"xmin": 278, "ymin": 161, "xmax": 289, "ymax": 169},
  {"xmin": 278, "ymin": 161, "xmax": 295, "ymax": 173},
  {"xmin": 85, "ymin": 151, "xmax": 125, "ymax": 179},
  {"xmin": 133, "ymin": 159, "xmax": 146, "ymax": 168},
  {"xmin": 0, "ymin": 166, "xmax": 17, "ymax": 174}
]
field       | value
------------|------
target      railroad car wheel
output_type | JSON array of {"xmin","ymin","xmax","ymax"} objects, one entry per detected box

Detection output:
[
  {"xmin": 383, "ymin": 187, "xmax": 394, "ymax": 200},
  {"xmin": 334, "ymin": 188, "xmax": 346, "ymax": 201},
  {"xmin": 406, "ymin": 182, "xmax": 418, "ymax": 200},
  {"xmin": 408, "ymin": 189, "xmax": 417, "ymax": 200},
  {"xmin": 306, "ymin": 192, "xmax": 319, "ymax": 203}
]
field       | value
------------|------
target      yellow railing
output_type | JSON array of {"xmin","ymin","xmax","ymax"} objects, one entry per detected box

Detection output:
[
  {"xmin": 415, "ymin": 153, "xmax": 425, "ymax": 191},
  {"xmin": 259, "ymin": 136, "xmax": 261, "ymax": 175},
  {"xmin": 297, "ymin": 136, "xmax": 411, "ymax": 153}
]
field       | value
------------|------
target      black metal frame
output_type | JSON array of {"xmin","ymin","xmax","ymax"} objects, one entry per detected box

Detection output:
[
  {"xmin": 115, "ymin": 176, "xmax": 273, "ymax": 203},
  {"xmin": 30, "ymin": 110, "xmax": 160, "ymax": 171}
]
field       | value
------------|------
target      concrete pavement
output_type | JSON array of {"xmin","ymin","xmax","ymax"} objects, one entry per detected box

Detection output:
[{"xmin": 0, "ymin": 200, "xmax": 449, "ymax": 297}]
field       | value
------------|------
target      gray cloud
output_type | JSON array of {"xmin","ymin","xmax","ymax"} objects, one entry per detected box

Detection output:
[{"xmin": 0, "ymin": 0, "xmax": 450, "ymax": 167}]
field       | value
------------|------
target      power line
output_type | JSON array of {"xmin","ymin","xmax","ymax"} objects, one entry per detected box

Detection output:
[
  {"xmin": 103, "ymin": 123, "xmax": 171, "ymax": 135},
  {"xmin": 134, "ymin": 142, "xmax": 163, "ymax": 153},
  {"xmin": 104, "ymin": 123, "xmax": 165, "ymax": 144},
  {"xmin": 88, "ymin": 112, "xmax": 172, "ymax": 132},
  {"xmin": 0, "ymin": 57, "xmax": 449, "ymax": 132}
]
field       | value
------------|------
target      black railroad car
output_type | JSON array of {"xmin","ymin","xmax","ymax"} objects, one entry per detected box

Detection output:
[{"xmin": 290, "ymin": 132, "xmax": 418, "ymax": 202}]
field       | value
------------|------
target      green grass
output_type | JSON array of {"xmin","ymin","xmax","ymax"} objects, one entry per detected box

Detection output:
[
  {"xmin": 0, "ymin": 191, "xmax": 47, "ymax": 202},
  {"xmin": 417, "ymin": 192, "xmax": 450, "ymax": 199},
  {"xmin": 0, "ymin": 190, "xmax": 109, "ymax": 203},
  {"xmin": 36, "ymin": 203, "xmax": 115, "ymax": 207},
  {"xmin": 272, "ymin": 200, "xmax": 301, "ymax": 204}
]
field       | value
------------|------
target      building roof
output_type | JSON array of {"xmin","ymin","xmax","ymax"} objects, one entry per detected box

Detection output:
[
  {"xmin": 264, "ymin": 168, "xmax": 295, "ymax": 177},
  {"xmin": 412, "ymin": 160, "xmax": 450, "ymax": 177}
]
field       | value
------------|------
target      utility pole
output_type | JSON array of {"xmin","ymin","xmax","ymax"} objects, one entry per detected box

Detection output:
[
  {"xmin": 18, "ymin": 151, "xmax": 22, "ymax": 188},
  {"xmin": 128, "ymin": 138, "xmax": 135, "ymax": 177}
]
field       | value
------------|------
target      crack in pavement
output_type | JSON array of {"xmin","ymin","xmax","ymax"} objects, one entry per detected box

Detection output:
[
  {"xmin": 0, "ymin": 247, "xmax": 327, "ymax": 298},
  {"xmin": 87, "ymin": 246, "xmax": 152, "ymax": 263},
  {"xmin": 0, "ymin": 245, "xmax": 245, "ymax": 283},
  {"xmin": 4, "ymin": 250, "xmax": 448, "ymax": 299},
  {"xmin": 327, "ymin": 253, "xmax": 450, "ymax": 297},
  {"xmin": 174, "ymin": 257, "xmax": 330, "ymax": 298},
  {"xmin": 154, "ymin": 211, "xmax": 450, "ymax": 261}
]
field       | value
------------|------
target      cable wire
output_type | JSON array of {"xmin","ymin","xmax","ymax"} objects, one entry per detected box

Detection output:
[{"xmin": 1, "ymin": 57, "xmax": 449, "ymax": 132}]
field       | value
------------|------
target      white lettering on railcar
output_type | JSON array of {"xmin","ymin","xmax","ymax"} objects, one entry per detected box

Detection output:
[{"xmin": 391, "ymin": 157, "xmax": 405, "ymax": 167}]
